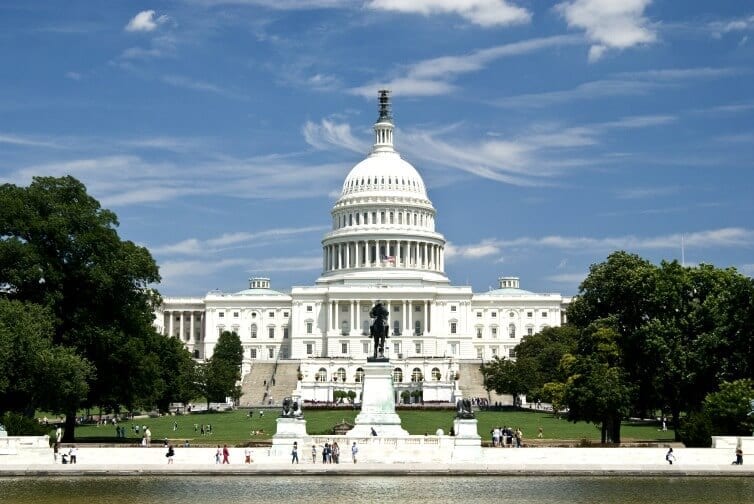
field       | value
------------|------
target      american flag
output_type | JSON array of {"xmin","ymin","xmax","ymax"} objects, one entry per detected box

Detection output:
[{"xmin": 381, "ymin": 255, "xmax": 396, "ymax": 264}]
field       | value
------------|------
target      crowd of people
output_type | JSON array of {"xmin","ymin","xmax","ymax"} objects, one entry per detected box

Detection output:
[{"xmin": 490, "ymin": 426, "xmax": 525, "ymax": 447}]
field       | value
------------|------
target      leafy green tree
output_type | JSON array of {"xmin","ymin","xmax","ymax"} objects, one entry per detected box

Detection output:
[
  {"xmin": 151, "ymin": 334, "xmax": 199, "ymax": 412},
  {"xmin": 512, "ymin": 325, "xmax": 578, "ymax": 400},
  {"xmin": 703, "ymin": 379, "xmax": 754, "ymax": 436},
  {"xmin": 0, "ymin": 176, "xmax": 161, "ymax": 440},
  {"xmin": 0, "ymin": 299, "xmax": 92, "ymax": 416},
  {"xmin": 199, "ymin": 331, "xmax": 243, "ymax": 408},
  {"xmin": 481, "ymin": 356, "xmax": 537, "ymax": 406},
  {"xmin": 562, "ymin": 324, "xmax": 633, "ymax": 443}
]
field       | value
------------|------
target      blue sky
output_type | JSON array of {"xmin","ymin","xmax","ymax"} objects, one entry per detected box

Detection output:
[{"xmin": 1, "ymin": 0, "xmax": 753, "ymax": 296}]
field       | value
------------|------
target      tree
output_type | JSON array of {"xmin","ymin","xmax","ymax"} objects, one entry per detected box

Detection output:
[
  {"xmin": 703, "ymin": 379, "xmax": 754, "ymax": 436},
  {"xmin": 481, "ymin": 356, "xmax": 537, "ymax": 406},
  {"xmin": 511, "ymin": 325, "xmax": 578, "ymax": 401},
  {"xmin": 0, "ymin": 299, "xmax": 92, "ymax": 416},
  {"xmin": 0, "ymin": 176, "xmax": 161, "ymax": 440},
  {"xmin": 562, "ymin": 324, "xmax": 633, "ymax": 443},
  {"xmin": 199, "ymin": 331, "xmax": 243, "ymax": 408}
]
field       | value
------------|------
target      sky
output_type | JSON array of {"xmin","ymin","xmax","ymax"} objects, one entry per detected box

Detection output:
[{"xmin": 1, "ymin": 0, "xmax": 753, "ymax": 297}]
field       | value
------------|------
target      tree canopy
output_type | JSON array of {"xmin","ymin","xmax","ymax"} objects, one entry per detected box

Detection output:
[{"xmin": 0, "ymin": 176, "xmax": 195, "ymax": 438}]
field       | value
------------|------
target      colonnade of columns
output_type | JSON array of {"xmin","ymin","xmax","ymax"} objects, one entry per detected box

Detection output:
[
  {"xmin": 322, "ymin": 239, "xmax": 444, "ymax": 273},
  {"xmin": 325, "ymin": 299, "xmax": 431, "ymax": 336},
  {"xmin": 165, "ymin": 310, "xmax": 205, "ymax": 342}
]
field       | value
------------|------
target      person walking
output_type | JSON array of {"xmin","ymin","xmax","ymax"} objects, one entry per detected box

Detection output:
[
  {"xmin": 244, "ymin": 447, "xmax": 252, "ymax": 464},
  {"xmin": 291, "ymin": 442, "xmax": 299, "ymax": 464},
  {"xmin": 68, "ymin": 445, "xmax": 78, "ymax": 464},
  {"xmin": 166, "ymin": 444, "xmax": 175, "ymax": 464},
  {"xmin": 222, "ymin": 444, "xmax": 230, "ymax": 464},
  {"xmin": 215, "ymin": 445, "xmax": 221, "ymax": 464},
  {"xmin": 666, "ymin": 447, "xmax": 675, "ymax": 465},
  {"xmin": 734, "ymin": 447, "xmax": 744, "ymax": 465},
  {"xmin": 311, "ymin": 444, "xmax": 317, "ymax": 463},
  {"xmin": 351, "ymin": 442, "xmax": 358, "ymax": 464}
]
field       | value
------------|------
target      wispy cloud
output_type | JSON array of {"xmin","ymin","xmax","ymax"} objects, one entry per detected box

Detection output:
[
  {"xmin": 367, "ymin": 0, "xmax": 531, "ymax": 27},
  {"xmin": 0, "ymin": 133, "xmax": 62, "ymax": 149},
  {"xmin": 615, "ymin": 186, "xmax": 678, "ymax": 200},
  {"xmin": 183, "ymin": 0, "xmax": 349, "ymax": 8},
  {"xmin": 161, "ymin": 74, "xmax": 248, "ymax": 100},
  {"xmin": 546, "ymin": 272, "xmax": 587, "ymax": 284},
  {"xmin": 303, "ymin": 119, "xmax": 368, "ymax": 154},
  {"xmin": 65, "ymin": 71, "xmax": 82, "ymax": 81},
  {"xmin": 350, "ymin": 35, "xmax": 582, "ymax": 97},
  {"xmin": 494, "ymin": 67, "xmax": 739, "ymax": 108},
  {"xmin": 246, "ymin": 256, "xmax": 322, "ymax": 272},
  {"xmin": 556, "ymin": 0, "xmax": 656, "ymax": 62},
  {"xmin": 445, "ymin": 240, "xmax": 501, "ymax": 261},
  {"xmin": 709, "ymin": 14, "xmax": 754, "ymax": 37},
  {"xmin": 125, "ymin": 10, "xmax": 170, "ymax": 32},
  {"xmin": 153, "ymin": 226, "xmax": 329, "ymax": 256}
]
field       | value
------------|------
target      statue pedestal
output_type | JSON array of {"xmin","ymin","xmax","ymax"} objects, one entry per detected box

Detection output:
[
  {"xmin": 452, "ymin": 418, "xmax": 482, "ymax": 462},
  {"xmin": 347, "ymin": 360, "xmax": 408, "ymax": 437},
  {"xmin": 270, "ymin": 417, "xmax": 308, "ymax": 458}
]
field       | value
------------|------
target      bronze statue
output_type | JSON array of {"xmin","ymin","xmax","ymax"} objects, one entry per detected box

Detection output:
[
  {"xmin": 456, "ymin": 398, "xmax": 474, "ymax": 419},
  {"xmin": 369, "ymin": 301, "xmax": 390, "ymax": 360}
]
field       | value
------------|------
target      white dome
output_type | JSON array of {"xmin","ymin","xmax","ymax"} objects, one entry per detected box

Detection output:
[{"xmin": 340, "ymin": 151, "xmax": 428, "ymax": 199}]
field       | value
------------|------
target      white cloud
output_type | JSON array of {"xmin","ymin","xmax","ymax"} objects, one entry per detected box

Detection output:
[
  {"xmin": 709, "ymin": 14, "xmax": 754, "ymax": 37},
  {"xmin": 615, "ymin": 186, "xmax": 678, "ymax": 200},
  {"xmin": 350, "ymin": 36, "xmax": 581, "ymax": 98},
  {"xmin": 65, "ymin": 71, "xmax": 82, "ymax": 81},
  {"xmin": 367, "ymin": 0, "xmax": 531, "ymax": 27},
  {"xmin": 556, "ymin": 0, "xmax": 656, "ymax": 61},
  {"xmin": 0, "ymin": 133, "xmax": 62, "ymax": 149},
  {"xmin": 125, "ymin": 10, "xmax": 170, "ymax": 32},
  {"xmin": 546, "ymin": 272, "xmax": 587, "ymax": 284},
  {"xmin": 445, "ymin": 240, "xmax": 501, "ymax": 261},
  {"xmin": 153, "ymin": 226, "xmax": 329, "ymax": 256},
  {"xmin": 495, "ymin": 67, "xmax": 739, "ymax": 108},
  {"xmin": 161, "ymin": 75, "xmax": 247, "ymax": 100},
  {"xmin": 303, "ymin": 119, "xmax": 368, "ymax": 154},
  {"xmin": 246, "ymin": 256, "xmax": 322, "ymax": 272}
]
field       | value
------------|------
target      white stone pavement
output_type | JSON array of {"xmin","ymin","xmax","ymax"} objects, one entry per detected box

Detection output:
[{"xmin": 1, "ymin": 444, "xmax": 752, "ymax": 476}]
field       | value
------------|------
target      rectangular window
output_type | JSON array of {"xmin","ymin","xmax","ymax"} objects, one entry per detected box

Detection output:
[
  {"xmin": 476, "ymin": 311, "xmax": 482, "ymax": 318},
  {"xmin": 380, "ymin": 211, "xmax": 385, "ymax": 223},
  {"xmin": 283, "ymin": 311, "xmax": 289, "ymax": 318},
  {"xmin": 476, "ymin": 327, "xmax": 482, "ymax": 338},
  {"xmin": 389, "ymin": 212, "xmax": 394, "ymax": 223},
  {"xmin": 268, "ymin": 327, "xmax": 275, "ymax": 338},
  {"xmin": 283, "ymin": 327, "xmax": 289, "ymax": 339},
  {"xmin": 218, "ymin": 312, "xmax": 224, "ymax": 318},
  {"xmin": 415, "ymin": 305, "xmax": 421, "ymax": 312},
  {"xmin": 492, "ymin": 347, "xmax": 498, "ymax": 356},
  {"xmin": 450, "ymin": 322, "xmax": 457, "ymax": 334},
  {"xmin": 306, "ymin": 305, "xmax": 313, "ymax": 312},
  {"xmin": 492, "ymin": 327, "xmax": 498, "ymax": 338},
  {"xmin": 233, "ymin": 312, "xmax": 239, "ymax": 318},
  {"xmin": 450, "ymin": 305, "xmax": 457, "ymax": 312},
  {"xmin": 306, "ymin": 343, "xmax": 313, "ymax": 355},
  {"xmin": 450, "ymin": 342, "xmax": 458, "ymax": 355},
  {"xmin": 393, "ymin": 305, "xmax": 399, "ymax": 312},
  {"xmin": 372, "ymin": 212, "xmax": 377, "ymax": 223},
  {"xmin": 341, "ymin": 343, "xmax": 348, "ymax": 354},
  {"xmin": 476, "ymin": 347, "xmax": 483, "ymax": 358},
  {"xmin": 491, "ymin": 312, "xmax": 497, "ymax": 318},
  {"xmin": 268, "ymin": 347, "xmax": 274, "ymax": 359},
  {"xmin": 268, "ymin": 311, "xmax": 274, "ymax": 318},
  {"xmin": 341, "ymin": 305, "xmax": 348, "ymax": 312},
  {"xmin": 306, "ymin": 322, "xmax": 313, "ymax": 334},
  {"xmin": 541, "ymin": 311, "xmax": 548, "ymax": 317},
  {"xmin": 527, "ymin": 312, "xmax": 533, "ymax": 318},
  {"xmin": 393, "ymin": 342, "xmax": 400, "ymax": 354},
  {"xmin": 415, "ymin": 343, "xmax": 422, "ymax": 354},
  {"xmin": 363, "ymin": 342, "xmax": 370, "ymax": 354},
  {"xmin": 527, "ymin": 327, "xmax": 533, "ymax": 336},
  {"xmin": 250, "ymin": 348, "xmax": 257, "ymax": 359}
]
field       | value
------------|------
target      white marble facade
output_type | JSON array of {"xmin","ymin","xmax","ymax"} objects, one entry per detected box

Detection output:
[{"xmin": 155, "ymin": 91, "xmax": 570, "ymax": 403}]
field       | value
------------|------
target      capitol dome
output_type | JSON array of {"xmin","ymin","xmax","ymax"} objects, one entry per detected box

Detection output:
[{"xmin": 318, "ymin": 90, "xmax": 448, "ymax": 285}]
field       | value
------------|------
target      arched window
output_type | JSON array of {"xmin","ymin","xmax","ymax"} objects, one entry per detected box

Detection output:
[
  {"xmin": 250, "ymin": 324, "xmax": 257, "ymax": 339},
  {"xmin": 508, "ymin": 324, "xmax": 516, "ymax": 338},
  {"xmin": 355, "ymin": 368, "xmax": 364, "ymax": 383},
  {"xmin": 393, "ymin": 368, "xmax": 403, "ymax": 383},
  {"xmin": 411, "ymin": 367, "xmax": 423, "ymax": 382},
  {"xmin": 317, "ymin": 368, "xmax": 327, "ymax": 382},
  {"xmin": 414, "ymin": 320, "xmax": 422, "ymax": 336},
  {"xmin": 336, "ymin": 368, "xmax": 347, "ymax": 382},
  {"xmin": 431, "ymin": 367, "xmax": 441, "ymax": 381}
]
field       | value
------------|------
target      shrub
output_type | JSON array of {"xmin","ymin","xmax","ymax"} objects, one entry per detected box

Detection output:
[
  {"xmin": 1, "ymin": 412, "xmax": 50, "ymax": 436},
  {"xmin": 678, "ymin": 411, "xmax": 713, "ymax": 447}
]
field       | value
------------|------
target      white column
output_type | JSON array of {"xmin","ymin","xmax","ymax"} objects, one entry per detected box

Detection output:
[
  {"xmin": 168, "ymin": 311, "xmax": 174, "ymax": 337},
  {"xmin": 351, "ymin": 301, "xmax": 355, "ymax": 334},
  {"xmin": 424, "ymin": 301, "xmax": 428, "ymax": 335},
  {"xmin": 179, "ymin": 311, "xmax": 185, "ymax": 340},
  {"xmin": 331, "ymin": 301, "xmax": 336, "ymax": 331},
  {"xmin": 200, "ymin": 312, "xmax": 205, "ymax": 342},
  {"xmin": 403, "ymin": 300, "xmax": 408, "ymax": 334},
  {"xmin": 190, "ymin": 311, "xmax": 195, "ymax": 341}
]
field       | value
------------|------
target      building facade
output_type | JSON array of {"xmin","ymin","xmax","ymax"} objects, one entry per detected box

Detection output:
[{"xmin": 154, "ymin": 91, "xmax": 570, "ymax": 404}]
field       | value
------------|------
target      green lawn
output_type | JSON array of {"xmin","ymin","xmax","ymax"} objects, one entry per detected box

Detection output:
[{"xmin": 62, "ymin": 408, "xmax": 674, "ymax": 445}]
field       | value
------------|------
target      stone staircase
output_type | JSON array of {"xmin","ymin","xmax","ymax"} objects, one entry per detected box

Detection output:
[
  {"xmin": 239, "ymin": 362, "xmax": 276, "ymax": 407},
  {"xmin": 457, "ymin": 361, "xmax": 511, "ymax": 405},
  {"xmin": 265, "ymin": 362, "xmax": 301, "ymax": 405}
]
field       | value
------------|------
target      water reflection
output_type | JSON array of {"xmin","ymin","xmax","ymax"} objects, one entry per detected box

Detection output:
[{"xmin": 2, "ymin": 476, "xmax": 754, "ymax": 504}]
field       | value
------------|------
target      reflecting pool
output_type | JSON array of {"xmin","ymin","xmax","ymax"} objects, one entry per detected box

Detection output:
[{"xmin": 2, "ymin": 476, "xmax": 754, "ymax": 504}]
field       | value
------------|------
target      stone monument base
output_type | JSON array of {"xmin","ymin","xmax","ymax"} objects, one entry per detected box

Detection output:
[
  {"xmin": 269, "ymin": 417, "xmax": 308, "ymax": 458},
  {"xmin": 347, "ymin": 360, "xmax": 408, "ymax": 437},
  {"xmin": 452, "ymin": 418, "xmax": 482, "ymax": 462}
]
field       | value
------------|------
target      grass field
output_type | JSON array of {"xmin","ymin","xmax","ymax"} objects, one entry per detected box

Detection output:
[{"xmin": 61, "ymin": 408, "xmax": 675, "ymax": 446}]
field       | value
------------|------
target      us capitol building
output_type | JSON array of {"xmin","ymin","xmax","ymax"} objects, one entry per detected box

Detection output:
[{"xmin": 154, "ymin": 91, "xmax": 570, "ymax": 405}]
